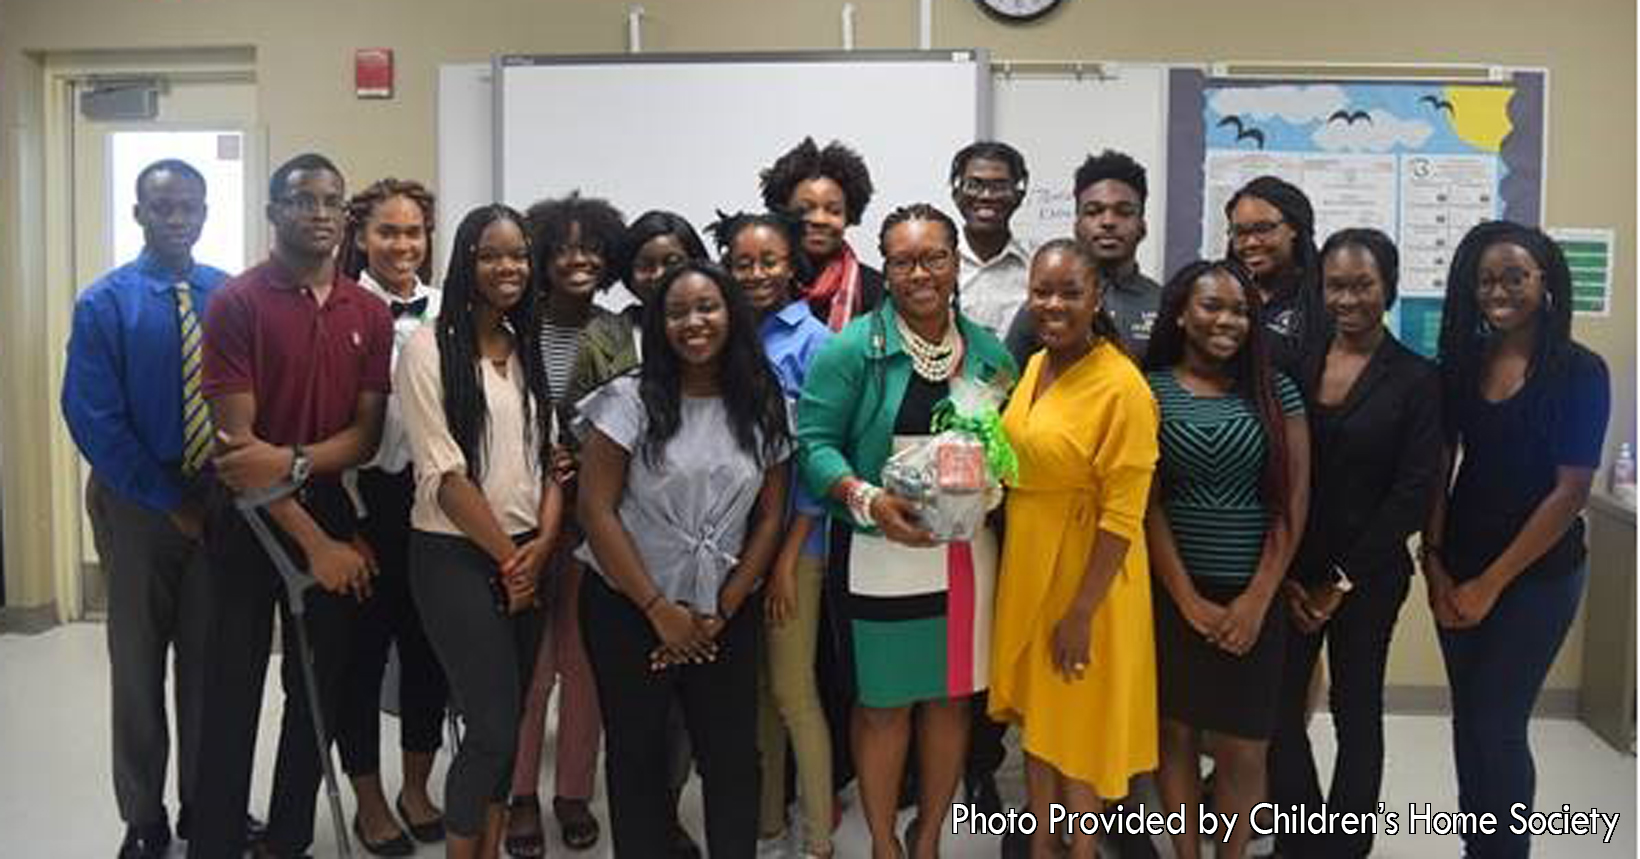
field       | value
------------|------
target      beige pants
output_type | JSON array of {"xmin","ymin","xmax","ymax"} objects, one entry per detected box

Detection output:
[{"xmin": 757, "ymin": 556, "xmax": 834, "ymax": 853}]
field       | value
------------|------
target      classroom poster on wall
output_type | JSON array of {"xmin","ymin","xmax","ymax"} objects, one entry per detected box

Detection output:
[
  {"xmin": 1165, "ymin": 70, "xmax": 1547, "ymax": 357},
  {"xmin": 1550, "ymin": 227, "xmax": 1616, "ymax": 317}
]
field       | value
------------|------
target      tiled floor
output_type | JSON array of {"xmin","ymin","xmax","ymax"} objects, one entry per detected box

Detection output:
[{"xmin": 2, "ymin": 622, "xmax": 1633, "ymax": 857}]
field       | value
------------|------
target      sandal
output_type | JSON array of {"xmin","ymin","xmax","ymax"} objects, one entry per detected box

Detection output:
[
  {"xmin": 504, "ymin": 796, "xmax": 545, "ymax": 859},
  {"xmin": 553, "ymin": 796, "xmax": 602, "ymax": 851}
]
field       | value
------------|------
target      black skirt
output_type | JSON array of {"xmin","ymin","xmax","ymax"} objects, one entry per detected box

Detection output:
[{"xmin": 1154, "ymin": 577, "xmax": 1287, "ymax": 739}]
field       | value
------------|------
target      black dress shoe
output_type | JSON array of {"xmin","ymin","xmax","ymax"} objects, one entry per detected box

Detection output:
[
  {"xmin": 118, "ymin": 822, "xmax": 171, "ymax": 859},
  {"xmin": 177, "ymin": 806, "xmax": 266, "ymax": 844}
]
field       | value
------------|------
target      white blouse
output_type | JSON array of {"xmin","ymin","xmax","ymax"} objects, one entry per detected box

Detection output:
[{"xmin": 397, "ymin": 325, "xmax": 545, "ymax": 537}]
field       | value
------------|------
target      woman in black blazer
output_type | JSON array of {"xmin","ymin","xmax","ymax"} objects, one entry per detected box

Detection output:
[{"xmin": 1266, "ymin": 229, "xmax": 1441, "ymax": 859}]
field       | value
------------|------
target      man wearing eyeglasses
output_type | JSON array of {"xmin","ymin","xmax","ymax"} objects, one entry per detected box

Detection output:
[
  {"xmin": 950, "ymin": 141, "xmax": 1034, "ymax": 337},
  {"xmin": 1005, "ymin": 150, "xmax": 1161, "ymax": 367},
  {"xmin": 188, "ymin": 152, "xmax": 393, "ymax": 859}
]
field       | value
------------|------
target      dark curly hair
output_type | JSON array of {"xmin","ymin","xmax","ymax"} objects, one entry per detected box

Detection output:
[
  {"xmin": 1143, "ymin": 258, "xmax": 1291, "ymax": 519},
  {"xmin": 1073, "ymin": 149, "xmax": 1148, "ymax": 205},
  {"xmin": 759, "ymin": 137, "xmax": 875, "ymax": 226},
  {"xmin": 1436, "ymin": 220, "xmax": 1576, "ymax": 440},
  {"xmin": 636, "ymin": 261, "xmax": 790, "ymax": 468},
  {"xmin": 1320, "ymin": 227, "xmax": 1400, "ymax": 310},
  {"xmin": 706, "ymin": 209, "xmax": 816, "ymax": 288},
  {"xmin": 525, "ymin": 192, "xmax": 627, "ymax": 292},
  {"xmin": 435, "ymin": 204, "xmax": 552, "ymax": 483},
  {"xmin": 337, "ymin": 178, "xmax": 437, "ymax": 285}
]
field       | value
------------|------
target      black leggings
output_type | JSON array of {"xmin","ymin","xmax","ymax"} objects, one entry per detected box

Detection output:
[
  {"xmin": 409, "ymin": 531, "xmax": 542, "ymax": 838},
  {"xmin": 337, "ymin": 467, "xmax": 448, "ymax": 776},
  {"xmin": 582, "ymin": 573, "xmax": 761, "ymax": 858}
]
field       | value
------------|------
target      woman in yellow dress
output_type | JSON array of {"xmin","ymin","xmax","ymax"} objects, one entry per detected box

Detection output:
[{"xmin": 991, "ymin": 239, "xmax": 1160, "ymax": 859}]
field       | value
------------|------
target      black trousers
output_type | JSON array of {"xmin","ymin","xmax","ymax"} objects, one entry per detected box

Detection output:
[
  {"xmin": 188, "ymin": 482, "xmax": 360, "ymax": 858},
  {"xmin": 1268, "ymin": 572, "xmax": 1409, "ymax": 859},
  {"xmin": 582, "ymin": 573, "xmax": 760, "ymax": 858},
  {"xmin": 409, "ymin": 530, "xmax": 543, "ymax": 837},
  {"xmin": 336, "ymin": 467, "xmax": 448, "ymax": 776}
]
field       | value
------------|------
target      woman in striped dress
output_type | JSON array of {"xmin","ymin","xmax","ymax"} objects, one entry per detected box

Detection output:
[{"xmin": 1142, "ymin": 259, "xmax": 1309, "ymax": 859}]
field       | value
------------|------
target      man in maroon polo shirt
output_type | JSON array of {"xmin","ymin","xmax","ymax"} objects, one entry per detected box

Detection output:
[{"xmin": 189, "ymin": 152, "xmax": 393, "ymax": 859}]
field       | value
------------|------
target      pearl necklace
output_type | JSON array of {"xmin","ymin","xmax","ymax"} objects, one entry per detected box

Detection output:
[{"xmin": 896, "ymin": 312, "xmax": 962, "ymax": 381}]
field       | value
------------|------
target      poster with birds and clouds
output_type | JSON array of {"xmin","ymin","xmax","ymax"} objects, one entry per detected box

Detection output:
[{"xmin": 1186, "ymin": 76, "xmax": 1545, "ymax": 354}]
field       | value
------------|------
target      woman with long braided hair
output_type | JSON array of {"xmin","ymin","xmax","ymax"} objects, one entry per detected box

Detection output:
[
  {"xmin": 398, "ymin": 204, "xmax": 562, "ymax": 859},
  {"xmin": 1424, "ymin": 220, "xmax": 1609, "ymax": 859}
]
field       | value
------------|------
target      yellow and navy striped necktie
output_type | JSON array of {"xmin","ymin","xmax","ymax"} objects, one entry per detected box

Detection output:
[{"xmin": 176, "ymin": 282, "xmax": 212, "ymax": 475}]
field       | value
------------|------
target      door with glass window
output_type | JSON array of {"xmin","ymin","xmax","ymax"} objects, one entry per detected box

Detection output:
[{"xmin": 69, "ymin": 72, "xmax": 260, "ymax": 614}]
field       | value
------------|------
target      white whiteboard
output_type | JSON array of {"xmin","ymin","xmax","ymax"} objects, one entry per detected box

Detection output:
[
  {"xmin": 992, "ymin": 65, "xmax": 1170, "ymax": 279},
  {"xmin": 436, "ymin": 63, "xmax": 493, "ymax": 280},
  {"xmin": 494, "ymin": 52, "xmax": 989, "ymax": 268}
]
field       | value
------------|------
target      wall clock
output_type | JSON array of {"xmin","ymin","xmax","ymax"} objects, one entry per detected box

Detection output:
[{"xmin": 975, "ymin": 0, "xmax": 1065, "ymax": 23}]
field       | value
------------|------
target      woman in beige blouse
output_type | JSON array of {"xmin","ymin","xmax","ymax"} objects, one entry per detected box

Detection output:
[{"xmin": 398, "ymin": 204, "xmax": 563, "ymax": 859}]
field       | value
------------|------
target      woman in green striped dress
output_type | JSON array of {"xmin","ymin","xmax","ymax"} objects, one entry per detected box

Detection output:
[{"xmin": 1142, "ymin": 259, "xmax": 1310, "ymax": 859}]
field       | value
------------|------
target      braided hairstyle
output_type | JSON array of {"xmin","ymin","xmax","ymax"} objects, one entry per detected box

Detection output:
[
  {"xmin": 337, "ymin": 178, "xmax": 437, "ymax": 285},
  {"xmin": 435, "ymin": 204, "xmax": 552, "ymax": 483},
  {"xmin": 1144, "ymin": 258, "xmax": 1292, "ymax": 520},
  {"xmin": 706, "ymin": 208, "xmax": 816, "ymax": 290},
  {"xmin": 1436, "ymin": 220, "xmax": 1576, "ymax": 440}
]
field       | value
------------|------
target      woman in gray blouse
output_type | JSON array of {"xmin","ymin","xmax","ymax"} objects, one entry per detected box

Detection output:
[{"xmin": 575, "ymin": 261, "xmax": 792, "ymax": 857}]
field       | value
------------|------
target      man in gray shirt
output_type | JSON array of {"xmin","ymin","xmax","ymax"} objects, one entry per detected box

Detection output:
[{"xmin": 1005, "ymin": 149, "xmax": 1160, "ymax": 366}]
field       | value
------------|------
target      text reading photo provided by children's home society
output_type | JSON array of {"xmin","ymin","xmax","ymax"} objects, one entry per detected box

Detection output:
[{"xmin": 951, "ymin": 801, "xmax": 1623, "ymax": 844}]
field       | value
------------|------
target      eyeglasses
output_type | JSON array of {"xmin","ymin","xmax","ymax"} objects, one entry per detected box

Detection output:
[
  {"xmin": 954, "ymin": 177, "xmax": 1022, "ymax": 198},
  {"xmin": 884, "ymin": 249, "xmax": 956, "ymax": 278},
  {"xmin": 1227, "ymin": 219, "xmax": 1285, "ymax": 241},
  {"xmin": 278, "ymin": 193, "xmax": 346, "ymax": 214},
  {"xmin": 1476, "ymin": 267, "xmax": 1541, "ymax": 296}
]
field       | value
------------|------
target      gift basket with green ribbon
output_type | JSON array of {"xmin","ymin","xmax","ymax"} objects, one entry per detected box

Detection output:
[{"xmin": 881, "ymin": 375, "xmax": 1017, "ymax": 542}]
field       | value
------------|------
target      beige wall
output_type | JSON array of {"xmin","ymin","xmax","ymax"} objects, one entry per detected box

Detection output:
[{"xmin": 2, "ymin": 0, "xmax": 1631, "ymax": 692}]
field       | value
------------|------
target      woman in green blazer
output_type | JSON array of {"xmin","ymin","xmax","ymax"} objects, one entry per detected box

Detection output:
[{"xmin": 797, "ymin": 203, "xmax": 1015, "ymax": 859}]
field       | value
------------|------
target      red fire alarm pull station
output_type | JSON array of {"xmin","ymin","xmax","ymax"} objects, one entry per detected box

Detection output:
[{"xmin": 355, "ymin": 48, "xmax": 393, "ymax": 99}]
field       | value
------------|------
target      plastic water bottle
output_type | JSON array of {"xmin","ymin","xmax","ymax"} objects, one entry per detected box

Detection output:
[{"xmin": 1612, "ymin": 443, "xmax": 1636, "ymax": 503}]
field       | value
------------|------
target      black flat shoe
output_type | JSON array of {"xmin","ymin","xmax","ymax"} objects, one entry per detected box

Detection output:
[
  {"xmin": 352, "ymin": 814, "xmax": 414, "ymax": 857},
  {"xmin": 118, "ymin": 823, "xmax": 170, "ymax": 859},
  {"xmin": 397, "ymin": 795, "xmax": 447, "ymax": 843}
]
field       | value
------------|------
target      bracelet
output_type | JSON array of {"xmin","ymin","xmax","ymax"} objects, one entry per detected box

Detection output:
[
  {"xmin": 846, "ymin": 480, "xmax": 882, "ymax": 528},
  {"xmin": 640, "ymin": 592, "xmax": 665, "ymax": 615}
]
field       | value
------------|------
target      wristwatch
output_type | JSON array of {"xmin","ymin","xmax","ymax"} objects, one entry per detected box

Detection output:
[{"xmin": 289, "ymin": 445, "xmax": 313, "ymax": 487}]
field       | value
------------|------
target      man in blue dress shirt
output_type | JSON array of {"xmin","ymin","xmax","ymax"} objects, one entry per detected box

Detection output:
[{"xmin": 62, "ymin": 159, "xmax": 232, "ymax": 859}]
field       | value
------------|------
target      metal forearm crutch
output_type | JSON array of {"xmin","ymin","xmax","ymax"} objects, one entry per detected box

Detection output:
[{"xmin": 236, "ymin": 482, "xmax": 354, "ymax": 858}]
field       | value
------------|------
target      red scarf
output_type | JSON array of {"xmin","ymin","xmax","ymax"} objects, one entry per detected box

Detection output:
[{"xmin": 802, "ymin": 242, "xmax": 863, "ymax": 332}]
